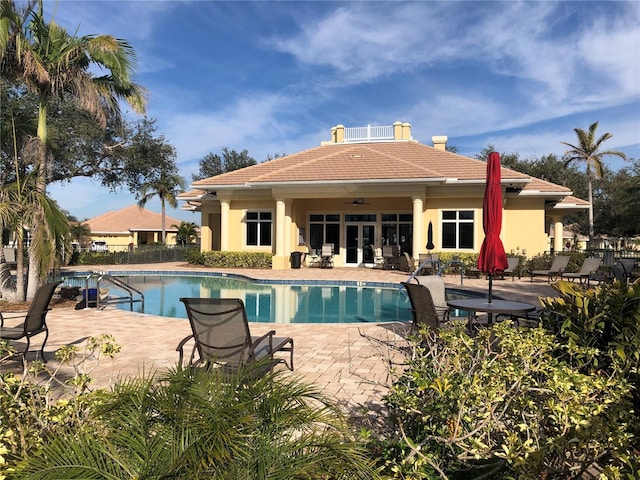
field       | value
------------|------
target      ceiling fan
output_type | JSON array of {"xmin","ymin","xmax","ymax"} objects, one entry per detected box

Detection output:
[{"xmin": 345, "ymin": 197, "xmax": 369, "ymax": 206}]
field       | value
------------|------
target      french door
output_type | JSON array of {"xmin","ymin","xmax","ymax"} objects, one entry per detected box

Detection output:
[{"xmin": 345, "ymin": 224, "xmax": 376, "ymax": 266}]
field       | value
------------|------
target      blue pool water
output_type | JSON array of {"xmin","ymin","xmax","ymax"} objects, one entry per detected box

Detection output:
[
  {"xmin": 61, "ymin": 272, "xmax": 485, "ymax": 324},
  {"xmin": 69, "ymin": 274, "xmax": 413, "ymax": 324}
]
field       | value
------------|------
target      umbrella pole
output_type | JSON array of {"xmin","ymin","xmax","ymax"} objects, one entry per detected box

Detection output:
[{"xmin": 488, "ymin": 274, "xmax": 493, "ymax": 303}]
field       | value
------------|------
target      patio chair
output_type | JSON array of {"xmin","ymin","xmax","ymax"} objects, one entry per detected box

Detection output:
[
  {"xmin": 413, "ymin": 275, "xmax": 449, "ymax": 313},
  {"xmin": 417, "ymin": 253, "xmax": 439, "ymax": 275},
  {"xmin": 382, "ymin": 244, "xmax": 400, "ymax": 270},
  {"xmin": 319, "ymin": 243, "xmax": 334, "ymax": 268},
  {"xmin": 370, "ymin": 245, "xmax": 384, "ymax": 269},
  {"xmin": 401, "ymin": 281, "xmax": 450, "ymax": 329},
  {"xmin": 529, "ymin": 256, "xmax": 570, "ymax": 283},
  {"xmin": 618, "ymin": 258, "xmax": 637, "ymax": 281},
  {"xmin": 561, "ymin": 257, "xmax": 602, "ymax": 285},
  {"xmin": 177, "ymin": 297, "xmax": 294, "ymax": 373},
  {"xmin": 499, "ymin": 257, "xmax": 521, "ymax": 281},
  {"xmin": 0, "ymin": 280, "xmax": 63, "ymax": 362}
]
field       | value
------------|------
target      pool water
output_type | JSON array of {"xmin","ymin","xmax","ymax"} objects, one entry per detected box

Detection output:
[{"xmin": 107, "ymin": 274, "xmax": 413, "ymax": 324}]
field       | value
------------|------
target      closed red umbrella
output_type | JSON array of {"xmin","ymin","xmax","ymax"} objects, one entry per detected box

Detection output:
[{"xmin": 477, "ymin": 151, "xmax": 508, "ymax": 303}]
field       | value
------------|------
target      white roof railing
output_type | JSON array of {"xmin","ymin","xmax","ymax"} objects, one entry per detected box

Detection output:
[{"xmin": 343, "ymin": 124, "xmax": 395, "ymax": 143}]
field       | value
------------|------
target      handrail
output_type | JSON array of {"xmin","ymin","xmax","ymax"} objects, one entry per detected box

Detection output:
[
  {"xmin": 75, "ymin": 272, "xmax": 144, "ymax": 311},
  {"xmin": 405, "ymin": 257, "xmax": 442, "ymax": 284},
  {"xmin": 404, "ymin": 257, "xmax": 465, "ymax": 286},
  {"xmin": 96, "ymin": 273, "xmax": 145, "ymax": 312}
]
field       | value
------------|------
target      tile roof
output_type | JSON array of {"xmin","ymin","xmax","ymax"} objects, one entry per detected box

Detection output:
[
  {"xmin": 85, "ymin": 205, "xmax": 184, "ymax": 234},
  {"xmin": 189, "ymin": 140, "xmax": 569, "ymax": 195}
]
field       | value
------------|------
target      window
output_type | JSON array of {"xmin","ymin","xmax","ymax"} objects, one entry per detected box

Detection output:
[
  {"xmin": 381, "ymin": 213, "xmax": 413, "ymax": 253},
  {"xmin": 441, "ymin": 210, "xmax": 474, "ymax": 249},
  {"xmin": 309, "ymin": 214, "xmax": 340, "ymax": 254},
  {"xmin": 246, "ymin": 211, "xmax": 272, "ymax": 246}
]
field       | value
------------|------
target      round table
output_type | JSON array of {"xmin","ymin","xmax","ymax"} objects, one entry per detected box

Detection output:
[{"xmin": 447, "ymin": 298, "xmax": 536, "ymax": 326}]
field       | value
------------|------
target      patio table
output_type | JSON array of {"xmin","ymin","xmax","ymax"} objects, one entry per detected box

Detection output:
[{"xmin": 447, "ymin": 298, "xmax": 536, "ymax": 326}]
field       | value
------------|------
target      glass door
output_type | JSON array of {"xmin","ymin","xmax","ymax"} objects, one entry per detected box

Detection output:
[{"xmin": 345, "ymin": 224, "xmax": 376, "ymax": 266}]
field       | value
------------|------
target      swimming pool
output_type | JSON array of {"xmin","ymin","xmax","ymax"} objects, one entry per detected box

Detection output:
[
  {"xmin": 62, "ymin": 273, "xmax": 413, "ymax": 324},
  {"xmin": 60, "ymin": 272, "xmax": 486, "ymax": 324}
]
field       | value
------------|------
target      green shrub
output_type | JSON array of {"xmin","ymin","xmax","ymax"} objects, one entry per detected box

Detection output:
[
  {"xmin": 540, "ymin": 280, "xmax": 640, "ymax": 377},
  {"xmin": 16, "ymin": 364, "xmax": 379, "ymax": 479},
  {"xmin": 191, "ymin": 250, "xmax": 272, "ymax": 268},
  {"xmin": 0, "ymin": 335, "xmax": 121, "ymax": 478},
  {"xmin": 378, "ymin": 323, "xmax": 636, "ymax": 479}
]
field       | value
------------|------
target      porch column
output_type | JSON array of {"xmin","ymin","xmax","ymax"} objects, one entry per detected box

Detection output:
[
  {"xmin": 220, "ymin": 200, "xmax": 230, "ymax": 251},
  {"xmin": 412, "ymin": 196, "xmax": 424, "ymax": 261},
  {"xmin": 284, "ymin": 200, "xmax": 292, "ymax": 255},
  {"xmin": 275, "ymin": 199, "xmax": 285, "ymax": 256},
  {"xmin": 553, "ymin": 217, "xmax": 564, "ymax": 254},
  {"xmin": 272, "ymin": 198, "xmax": 289, "ymax": 269}
]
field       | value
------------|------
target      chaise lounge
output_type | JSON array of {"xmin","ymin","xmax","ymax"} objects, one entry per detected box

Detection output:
[{"xmin": 529, "ymin": 256, "xmax": 570, "ymax": 283}]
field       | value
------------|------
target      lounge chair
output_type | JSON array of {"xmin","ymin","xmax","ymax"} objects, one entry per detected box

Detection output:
[
  {"xmin": 529, "ymin": 256, "xmax": 570, "ymax": 283},
  {"xmin": 500, "ymin": 257, "xmax": 521, "ymax": 281},
  {"xmin": 177, "ymin": 297, "xmax": 294, "ymax": 373},
  {"xmin": 561, "ymin": 257, "xmax": 602, "ymax": 285},
  {"xmin": 319, "ymin": 243, "xmax": 334, "ymax": 268},
  {"xmin": 0, "ymin": 280, "xmax": 63, "ymax": 362},
  {"xmin": 401, "ymin": 281, "xmax": 450, "ymax": 329}
]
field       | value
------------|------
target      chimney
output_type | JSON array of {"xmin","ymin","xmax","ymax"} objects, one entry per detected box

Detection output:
[{"xmin": 432, "ymin": 135, "xmax": 448, "ymax": 151}]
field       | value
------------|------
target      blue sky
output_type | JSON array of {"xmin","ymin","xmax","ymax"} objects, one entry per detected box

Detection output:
[{"xmin": 44, "ymin": 0, "xmax": 640, "ymax": 223}]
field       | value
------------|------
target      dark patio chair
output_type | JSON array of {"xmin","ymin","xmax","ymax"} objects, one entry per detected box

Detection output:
[
  {"xmin": 500, "ymin": 257, "xmax": 521, "ymax": 281},
  {"xmin": 618, "ymin": 258, "xmax": 637, "ymax": 281},
  {"xmin": 0, "ymin": 280, "xmax": 63, "ymax": 362},
  {"xmin": 401, "ymin": 281, "xmax": 450, "ymax": 330},
  {"xmin": 529, "ymin": 256, "xmax": 570, "ymax": 283},
  {"xmin": 561, "ymin": 257, "xmax": 602, "ymax": 285},
  {"xmin": 177, "ymin": 297, "xmax": 294, "ymax": 373}
]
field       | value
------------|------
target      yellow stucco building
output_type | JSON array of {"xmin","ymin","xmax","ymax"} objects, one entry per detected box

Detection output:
[{"xmin": 180, "ymin": 122, "xmax": 588, "ymax": 269}]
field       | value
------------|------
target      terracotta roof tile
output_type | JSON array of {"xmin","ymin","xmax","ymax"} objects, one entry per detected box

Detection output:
[
  {"xmin": 191, "ymin": 141, "xmax": 550, "ymax": 189},
  {"xmin": 85, "ymin": 205, "xmax": 183, "ymax": 234}
]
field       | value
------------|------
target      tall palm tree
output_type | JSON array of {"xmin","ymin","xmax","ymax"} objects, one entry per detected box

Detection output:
[
  {"xmin": 138, "ymin": 172, "xmax": 186, "ymax": 245},
  {"xmin": 561, "ymin": 121, "xmax": 626, "ymax": 244},
  {"xmin": 0, "ymin": 0, "xmax": 147, "ymax": 298}
]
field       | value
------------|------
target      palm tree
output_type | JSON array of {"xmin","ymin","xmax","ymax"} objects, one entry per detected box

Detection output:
[
  {"xmin": 0, "ymin": 173, "xmax": 68, "ymax": 301},
  {"xmin": 138, "ymin": 172, "xmax": 186, "ymax": 245},
  {"xmin": 69, "ymin": 221, "xmax": 91, "ymax": 250},
  {"xmin": 0, "ymin": 0, "xmax": 147, "ymax": 298},
  {"xmin": 561, "ymin": 121, "xmax": 627, "ymax": 244},
  {"xmin": 17, "ymin": 366, "xmax": 380, "ymax": 479},
  {"xmin": 172, "ymin": 221, "xmax": 198, "ymax": 246}
]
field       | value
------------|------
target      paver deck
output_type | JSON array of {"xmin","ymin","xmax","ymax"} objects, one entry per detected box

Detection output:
[{"xmin": 3, "ymin": 263, "xmax": 557, "ymax": 415}]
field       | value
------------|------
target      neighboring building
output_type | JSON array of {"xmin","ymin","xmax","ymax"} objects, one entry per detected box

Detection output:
[
  {"xmin": 179, "ymin": 122, "xmax": 589, "ymax": 270},
  {"xmin": 84, "ymin": 205, "xmax": 185, "ymax": 251}
]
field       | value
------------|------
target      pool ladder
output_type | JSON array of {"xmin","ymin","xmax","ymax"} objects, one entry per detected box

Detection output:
[{"xmin": 67, "ymin": 272, "xmax": 145, "ymax": 312}]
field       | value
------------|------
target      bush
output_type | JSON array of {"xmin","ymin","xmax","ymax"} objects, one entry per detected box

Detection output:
[
  {"xmin": 378, "ymin": 323, "xmax": 637, "ymax": 479},
  {"xmin": 186, "ymin": 250, "xmax": 273, "ymax": 268},
  {"xmin": 16, "ymin": 364, "xmax": 379, "ymax": 479},
  {"xmin": 0, "ymin": 335, "xmax": 121, "ymax": 478}
]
